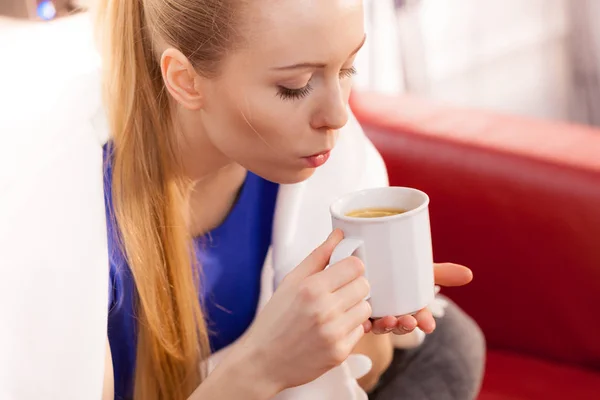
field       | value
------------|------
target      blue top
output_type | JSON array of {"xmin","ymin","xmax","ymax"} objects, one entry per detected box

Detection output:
[{"xmin": 104, "ymin": 147, "xmax": 279, "ymax": 399}]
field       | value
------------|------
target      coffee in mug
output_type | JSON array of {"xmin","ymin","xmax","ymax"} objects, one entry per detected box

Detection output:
[
  {"xmin": 346, "ymin": 207, "xmax": 406, "ymax": 218},
  {"xmin": 329, "ymin": 187, "xmax": 435, "ymax": 318}
]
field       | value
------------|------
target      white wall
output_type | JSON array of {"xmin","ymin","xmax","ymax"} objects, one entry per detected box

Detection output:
[
  {"xmin": 418, "ymin": 0, "xmax": 569, "ymax": 83},
  {"xmin": 354, "ymin": 0, "xmax": 405, "ymax": 94},
  {"xmin": 355, "ymin": 0, "xmax": 576, "ymax": 121}
]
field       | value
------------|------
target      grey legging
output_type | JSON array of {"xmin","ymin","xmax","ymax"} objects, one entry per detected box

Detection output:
[{"xmin": 369, "ymin": 297, "xmax": 486, "ymax": 400}]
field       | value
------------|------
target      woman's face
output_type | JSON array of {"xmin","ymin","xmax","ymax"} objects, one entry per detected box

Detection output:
[{"xmin": 192, "ymin": 0, "xmax": 365, "ymax": 184}]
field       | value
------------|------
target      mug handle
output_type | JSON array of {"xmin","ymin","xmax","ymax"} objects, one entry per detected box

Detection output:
[{"xmin": 329, "ymin": 238, "xmax": 370, "ymax": 300}]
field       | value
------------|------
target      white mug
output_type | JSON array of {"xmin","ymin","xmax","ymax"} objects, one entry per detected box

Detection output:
[{"xmin": 329, "ymin": 187, "xmax": 435, "ymax": 318}]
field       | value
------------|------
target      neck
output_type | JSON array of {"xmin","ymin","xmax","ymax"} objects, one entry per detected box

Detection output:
[
  {"xmin": 187, "ymin": 163, "xmax": 247, "ymax": 237},
  {"xmin": 176, "ymin": 107, "xmax": 233, "ymax": 180},
  {"xmin": 175, "ymin": 107, "xmax": 248, "ymax": 236}
]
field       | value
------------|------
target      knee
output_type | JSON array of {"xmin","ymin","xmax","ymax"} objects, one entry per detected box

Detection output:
[
  {"xmin": 461, "ymin": 311, "xmax": 486, "ymax": 379},
  {"xmin": 438, "ymin": 297, "xmax": 486, "ymax": 397}
]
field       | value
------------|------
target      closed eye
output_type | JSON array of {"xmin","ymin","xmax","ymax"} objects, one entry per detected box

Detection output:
[
  {"xmin": 339, "ymin": 66, "xmax": 357, "ymax": 79},
  {"xmin": 277, "ymin": 85, "xmax": 314, "ymax": 100},
  {"xmin": 276, "ymin": 66, "xmax": 358, "ymax": 101}
]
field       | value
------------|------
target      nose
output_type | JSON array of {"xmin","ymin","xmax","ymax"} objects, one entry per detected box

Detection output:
[{"xmin": 310, "ymin": 85, "xmax": 349, "ymax": 131}]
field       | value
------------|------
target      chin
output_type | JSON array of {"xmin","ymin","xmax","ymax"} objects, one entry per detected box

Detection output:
[{"xmin": 266, "ymin": 167, "xmax": 317, "ymax": 185}]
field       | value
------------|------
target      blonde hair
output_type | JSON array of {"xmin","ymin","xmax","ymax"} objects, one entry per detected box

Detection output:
[{"xmin": 95, "ymin": 1, "xmax": 242, "ymax": 398}]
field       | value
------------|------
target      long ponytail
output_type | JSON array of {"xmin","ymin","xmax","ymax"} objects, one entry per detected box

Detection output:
[{"xmin": 95, "ymin": 1, "xmax": 216, "ymax": 398}]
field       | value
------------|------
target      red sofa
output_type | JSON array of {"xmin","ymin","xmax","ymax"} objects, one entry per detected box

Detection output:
[{"xmin": 351, "ymin": 92, "xmax": 600, "ymax": 400}]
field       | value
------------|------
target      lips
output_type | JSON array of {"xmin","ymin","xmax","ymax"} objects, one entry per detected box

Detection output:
[{"xmin": 303, "ymin": 150, "xmax": 331, "ymax": 168}]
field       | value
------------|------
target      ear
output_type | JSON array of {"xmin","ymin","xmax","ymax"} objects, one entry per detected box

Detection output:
[{"xmin": 161, "ymin": 48, "xmax": 204, "ymax": 111}]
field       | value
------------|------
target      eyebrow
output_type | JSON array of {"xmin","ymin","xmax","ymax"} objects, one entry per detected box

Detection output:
[{"xmin": 272, "ymin": 34, "xmax": 367, "ymax": 71}]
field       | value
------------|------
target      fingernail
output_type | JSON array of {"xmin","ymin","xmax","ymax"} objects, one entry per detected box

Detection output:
[
  {"xmin": 401, "ymin": 325, "xmax": 413, "ymax": 332},
  {"xmin": 384, "ymin": 327, "xmax": 393, "ymax": 333}
]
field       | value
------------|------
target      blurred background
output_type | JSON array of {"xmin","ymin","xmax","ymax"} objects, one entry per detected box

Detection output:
[
  {"xmin": 1, "ymin": 1, "xmax": 599, "ymax": 399},
  {"xmin": 0, "ymin": 0, "xmax": 84, "ymax": 20},
  {"xmin": 357, "ymin": 0, "xmax": 600, "ymax": 127}
]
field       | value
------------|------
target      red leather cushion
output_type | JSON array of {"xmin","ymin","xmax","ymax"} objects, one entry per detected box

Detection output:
[
  {"xmin": 351, "ymin": 92, "xmax": 600, "ymax": 370},
  {"xmin": 480, "ymin": 351, "xmax": 600, "ymax": 399}
]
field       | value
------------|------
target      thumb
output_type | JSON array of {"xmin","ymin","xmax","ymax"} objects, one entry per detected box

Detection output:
[{"xmin": 286, "ymin": 229, "xmax": 344, "ymax": 283}]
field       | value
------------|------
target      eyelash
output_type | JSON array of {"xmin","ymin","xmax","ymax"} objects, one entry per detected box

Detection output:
[{"xmin": 277, "ymin": 66, "xmax": 358, "ymax": 101}]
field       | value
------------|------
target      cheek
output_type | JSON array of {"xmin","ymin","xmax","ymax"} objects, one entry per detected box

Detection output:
[
  {"xmin": 240, "ymin": 101, "xmax": 305, "ymax": 150},
  {"xmin": 201, "ymin": 87, "xmax": 315, "ymax": 180},
  {"xmin": 210, "ymin": 89, "xmax": 308, "ymax": 159},
  {"xmin": 230, "ymin": 102, "xmax": 322, "ymax": 184}
]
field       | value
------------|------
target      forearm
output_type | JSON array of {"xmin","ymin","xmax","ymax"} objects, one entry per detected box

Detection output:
[
  {"xmin": 352, "ymin": 332, "xmax": 394, "ymax": 392},
  {"xmin": 188, "ymin": 341, "xmax": 281, "ymax": 400}
]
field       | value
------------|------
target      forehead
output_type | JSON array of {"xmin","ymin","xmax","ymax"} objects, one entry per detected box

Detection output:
[{"xmin": 241, "ymin": 0, "xmax": 365, "ymax": 64}]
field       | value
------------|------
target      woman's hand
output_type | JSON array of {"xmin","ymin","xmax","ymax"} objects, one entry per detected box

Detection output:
[
  {"xmin": 366, "ymin": 263, "xmax": 473, "ymax": 335},
  {"xmin": 238, "ymin": 229, "xmax": 372, "ymax": 393}
]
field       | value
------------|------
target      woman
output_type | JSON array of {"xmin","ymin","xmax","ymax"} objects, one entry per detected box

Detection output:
[{"xmin": 96, "ymin": 0, "xmax": 485, "ymax": 399}]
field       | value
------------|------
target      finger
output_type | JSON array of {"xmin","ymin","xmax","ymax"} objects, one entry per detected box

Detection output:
[
  {"xmin": 319, "ymin": 256, "xmax": 365, "ymax": 292},
  {"xmin": 414, "ymin": 308, "xmax": 436, "ymax": 334},
  {"xmin": 371, "ymin": 316, "xmax": 397, "ymax": 334},
  {"xmin": 330, "ymin": 275, "xmax": 370, "ymax": 311},
  {"xmin": 344, "ymin": 324, "xmax": 366, "ymax": 353},
  {"xmin": 286, "ymin": 230, "xmax": 344, "ymax": 283},
  {"xmin": 396, "ymin": 315, "xmax": 418, "ymax": 332},
  {"xmin": 391, "ymin": 315, "xmax": 418, "ymax": 335},
  {"xmin": 434, "ymin": 263, "xmax": 473, "ymax": 287},
  {"xmin": 332, "ymin": 300, "xmax": 372, "ymax": 335},
  {"xmin": 362, "ymin": 319, "xmax": 373, "ymax": 333}
]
